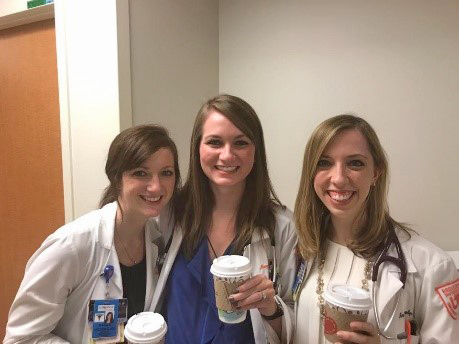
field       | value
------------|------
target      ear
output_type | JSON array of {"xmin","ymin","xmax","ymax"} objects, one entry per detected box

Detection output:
[{"xmin": 373, "ymin": 167, "xmax": 381, "ymax": 185}]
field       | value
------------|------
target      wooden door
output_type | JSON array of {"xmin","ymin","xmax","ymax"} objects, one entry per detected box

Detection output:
[{"xmin": 0, "ymin": 18, "xmax": 64, "ymax": 338}]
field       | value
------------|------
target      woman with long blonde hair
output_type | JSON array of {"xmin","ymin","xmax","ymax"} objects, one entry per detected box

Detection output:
[{"xmin": 293, "ymin": 114, "xmax": 458, "ymax": 343}]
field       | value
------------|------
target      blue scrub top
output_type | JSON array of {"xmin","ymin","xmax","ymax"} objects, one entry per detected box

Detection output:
[{"xmin": 164, "ymin": 238, "xmax": 255, "ymax": 344}]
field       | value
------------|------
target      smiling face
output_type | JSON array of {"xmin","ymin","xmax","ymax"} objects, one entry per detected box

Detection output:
[
  {"xmin": 118, "ymin": 147, "xmax": 175, "ymax": 221},
  {"xmin": 199, "ymin": 111, "xmax": 255, "ymax": 193},
  {"xmin": 313, "ymin": 129, "xmax": 379, "ymax": 226}
]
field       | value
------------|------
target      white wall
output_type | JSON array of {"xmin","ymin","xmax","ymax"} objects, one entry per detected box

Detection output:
[
  {"xmin": 219, "ymin": 0, "xmax": 459, "ymax": 250},
  {"xmin": 129, "ymin": 0, "xmax": 219, "ymax": 176},
  {"xmin": 54, "ymin": 0, "xmax": 132, "ymax": 219},
  {"xmin": 0, "ymin": 1, "xmax": 26, "ymax": 17}
]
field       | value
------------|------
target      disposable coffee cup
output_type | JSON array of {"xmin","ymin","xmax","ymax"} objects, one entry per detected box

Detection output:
[
  {"xmin": 210, "ymin": 255, "xmax": 252, "ymax": 324},
  {"xmin": 323, "ymin": 284, "xmax": 372, "ymax": 344},
  {"xmin": 124, "ymin": 312, "xmax": 167, "ymax": 344}
]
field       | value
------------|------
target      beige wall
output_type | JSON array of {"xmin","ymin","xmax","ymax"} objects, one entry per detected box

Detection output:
[
  {"xmin": 219, "ymin": 0, "xmax": 459, "ymax": 250},
  {"xmin": 0, "ymin": 2, "xmax": 26, "ymax": 17},
  {"xmin": 4, "ymin": 0, "xmax": 456, "ymax": 250},
  {"xmin": 129, "ymin": 0, "xmax": 219, "ymax": 175}
]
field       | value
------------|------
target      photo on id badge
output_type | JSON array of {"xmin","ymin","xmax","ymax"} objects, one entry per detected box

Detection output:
[{"xmin": 88, "ymin": 298, "xmax": 128, "ymax": 340}]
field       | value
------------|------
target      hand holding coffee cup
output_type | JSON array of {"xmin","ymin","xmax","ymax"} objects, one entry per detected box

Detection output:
[
  {"xmin": 323, "ymin": 284, "xmax": 372, "ymax": 344},
  {"xmin": 335, "ymin": 321, "xmax": 381, "ymax": 344},
  {"xmin": 229, "ymin": 274, "xmax": 278, "ymax": 317},
  {"xmin": 210, "ymin": 255, "xmax": 253, "ymax": 323}
]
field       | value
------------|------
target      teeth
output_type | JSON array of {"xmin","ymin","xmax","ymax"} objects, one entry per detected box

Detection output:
[
  {"xmin": 329, "ymin": 191, "xmax": 353, "ymax": 201},
  {"xmin": 143, "ymin": 196, "xmax": 161, "ymax": 202},
  {"xmin": 216, "ymin": 166, "xmax": 237, "ymax": 172}
]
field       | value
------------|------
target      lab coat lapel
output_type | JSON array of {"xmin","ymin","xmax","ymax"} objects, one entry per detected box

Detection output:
[
  {"xmin": 247, "ymin": 229, "xmax": 280, "ymax": 343},
  {"xmin": 92, "ymin": 203, "xmax": 123, "ymax": 299},
  {"xmin": 150, "ymin": 228, "xmax": 183, "ymax": 311},
  {"xmin": 374, "ymin": 235, "xmax": 416, "ymax": 320},
  {"xmin": 91, "ymin": 254, "xmax": 124, "ymax": 299},
  {"xmin": 246, "ymin": 230, "xmax": 270, "ymax": 278},
  {"xmin": 375, "ymin": 267, "xmax": 404, "ymax": 319},
  {"xmin": 144, "ymin": 220, "xmax": 160, "ymax": 310}
]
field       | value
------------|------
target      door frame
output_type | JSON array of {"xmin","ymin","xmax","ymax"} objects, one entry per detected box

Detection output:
[{"xmin": 0, "ymin": 0, "xmax": 132, "ymax": 222}]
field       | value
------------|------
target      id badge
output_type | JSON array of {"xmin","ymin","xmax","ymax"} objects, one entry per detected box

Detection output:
[{"xmin": 88, "ymin": 298, "xmax": 128, "ymax": 342}]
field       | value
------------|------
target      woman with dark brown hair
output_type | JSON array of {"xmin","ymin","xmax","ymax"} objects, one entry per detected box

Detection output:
[
  {"xmin": 151, "ymin": 94, "xmax": 297, "ymax": 343},
  {"xmin": 5, "ymin": 125, "xmax": 181, "ymax": 344},
  {"xmin": 293, "ymin": 114, "xmax": 458, "ymax": 343}
]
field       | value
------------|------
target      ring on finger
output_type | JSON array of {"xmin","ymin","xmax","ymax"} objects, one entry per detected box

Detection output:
[{"xmin": 261, "ymin": 291, "xmax": 267, "ymax": 301}]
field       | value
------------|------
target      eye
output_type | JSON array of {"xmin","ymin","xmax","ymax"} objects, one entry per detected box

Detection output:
[
  {"xmin": 234, "ymin": 139, "xmax": 250, "ymax": 147},
  {"xmin": 317, "ymin": 159, "xmax": 331, "ymax": 168},
  {"xmin": 161, "ymin": 169, "xmax": 174, "ymax": 177},
  {"xmin": 349, "ymin": 160, "xmax": 365, "ymax": 168},
  {"xmin": 132, "ymin": 170, "xmax": 147, "ymax": 177},
  {"xmin": 205, "ymin": 139, "xmax": 222, "ymax": 146}
]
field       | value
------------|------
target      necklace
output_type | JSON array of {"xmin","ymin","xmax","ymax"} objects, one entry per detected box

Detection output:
[
  {"xmin": 207, "ymin": 213, "xmax": 237, "ymax": 260},
  {"xmin": 316, "ymin": 246, "xmax": 372, "ymax": 318},
  {"xmin": 114, "ymin": 228, "xmax": 144, "ymax": 265},
  {"xmin": 207, "ymin": 237, "xmax": 219, "ymax": 259}
]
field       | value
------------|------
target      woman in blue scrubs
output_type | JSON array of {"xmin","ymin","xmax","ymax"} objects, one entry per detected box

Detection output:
[{"xmin": 159, "ymin": 94, "xmax": 297, "ymax": 343}]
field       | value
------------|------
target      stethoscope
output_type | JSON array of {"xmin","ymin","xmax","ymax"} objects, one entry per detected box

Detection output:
[{"xmin": 371, "ymin": 227, "xmax": 408, "ymax": 340}]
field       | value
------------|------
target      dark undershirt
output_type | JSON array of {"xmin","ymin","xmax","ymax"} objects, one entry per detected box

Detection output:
[{"xmin": 120, "ymin": 257, "xmax": 146, "ymax": 319}]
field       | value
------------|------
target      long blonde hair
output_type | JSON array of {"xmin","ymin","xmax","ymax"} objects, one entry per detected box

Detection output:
[
  {"xmin": 179, "ymin": 94, "xmax": 283, "ymax": 259},
  {"xmin": 294, "ymin": 114, "xmax": 410, "ymax": 260}
]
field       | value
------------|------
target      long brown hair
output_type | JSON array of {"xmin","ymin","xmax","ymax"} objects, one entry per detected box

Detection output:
[
  {"xmin": 294, "ymin": 114, "xmax": 410, "ymax": 260},
  {"xmin": 100, "ymin": 124, "xmax": 181, "ymax": 215},
  {"xmin": 179, "ymin": 94, "xmax": 282, "ymax": 259}
]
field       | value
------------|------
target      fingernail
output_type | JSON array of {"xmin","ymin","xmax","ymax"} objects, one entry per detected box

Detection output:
[{"xmin": 228, "ymin": 296, "xmax": 237, "ymax": 306}]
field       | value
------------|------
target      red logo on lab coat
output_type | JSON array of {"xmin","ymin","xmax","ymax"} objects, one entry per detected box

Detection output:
[{"xmin": 435, "ymin": 277, "xmax": 459, "ymax": 320}]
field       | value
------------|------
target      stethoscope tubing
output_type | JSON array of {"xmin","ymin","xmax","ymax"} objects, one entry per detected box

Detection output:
[{"xmin": 371, "ymin": 227, "xmax": 408, "ymax": 339}]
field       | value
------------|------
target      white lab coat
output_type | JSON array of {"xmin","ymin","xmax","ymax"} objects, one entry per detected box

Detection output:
[
  {"xmin": 294, "ymin": 229, "xmax": 459, "ymax": 343},
  {"xmin": 4, "ymin": 202, "xmax": 162, "ymax": 344},
  {"xmin": 149, "ymin": 206, "xmax": 298, "ymax": 344}
]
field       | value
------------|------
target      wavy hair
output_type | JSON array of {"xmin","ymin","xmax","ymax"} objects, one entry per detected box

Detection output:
[
  {"xmin": 294, "ymin": 114, "xmax": 410, "ymax": 260},
  {"xmin": 179, "ymin": 94, "xmax": 282, "ymax": 259}
]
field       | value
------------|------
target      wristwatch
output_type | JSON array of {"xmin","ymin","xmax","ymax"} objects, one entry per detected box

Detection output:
[{"xmin": 261, "ymin": 296, "xmax": 284, "ymax": 320}]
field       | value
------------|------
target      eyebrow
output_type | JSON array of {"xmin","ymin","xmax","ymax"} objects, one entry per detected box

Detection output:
[
  {"xmin": 321, "ymin": 154, "xmax": 369, "ymax": 159},
  {"xmin": 136, "ymin": 165, "xmax": 174, "ymax": 170},
  {"xmin": 202, "ymin": 134, "xmax": 249, "ymax": 140}
]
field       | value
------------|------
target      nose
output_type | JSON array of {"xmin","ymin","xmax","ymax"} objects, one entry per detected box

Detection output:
[
  {"xmin": 330, "ymin": 163, "xmax": 347, "ymax": 186},
  {"xmin": 147, "ymin": 175, "xmax": 162, "ymax": 193},
  {"xmin": 219, "ymin": 144, "xmax": 235, "ymax": 161}
]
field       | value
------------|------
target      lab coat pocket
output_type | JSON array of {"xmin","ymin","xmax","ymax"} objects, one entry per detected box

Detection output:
[{"xmin": 399, "ymin": 336, "xmax": 419, "ymax": 344}]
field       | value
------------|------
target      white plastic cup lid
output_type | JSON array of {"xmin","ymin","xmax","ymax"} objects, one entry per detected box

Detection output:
[
  {"xmin": 124, "ymin": 312, "xmax": 167, "ymax": 343},
  {"xmin": 324, "ymin": 284, "xmax": 372, "ymax": 311},
  {"xmin": 210, "ymin": 255, "xmax": 252, "ymax": 277}
]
